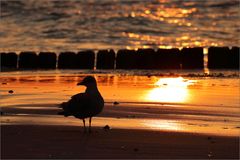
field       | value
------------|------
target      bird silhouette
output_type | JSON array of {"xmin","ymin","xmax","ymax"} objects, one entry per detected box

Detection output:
[{"xmin": 58, "ymin": 76, "xmax": 104, "ymax": 133}]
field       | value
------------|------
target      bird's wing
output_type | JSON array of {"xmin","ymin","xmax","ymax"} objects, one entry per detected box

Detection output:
[
  {"xmin": 71, "ymin": 93, "xmax": 88, "ymax": 100},
  {"xmin": 65, "ymin": 93, "xmax": 90, "ymax": 112},
  {"xmin": 59, "ymin": 93, "xmax": 85, "ymax": 109}
]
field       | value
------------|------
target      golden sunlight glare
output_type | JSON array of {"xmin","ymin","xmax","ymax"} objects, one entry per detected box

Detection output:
[
  {"xmin": 145, "ymin": 77, "xmax": 195, "ymax": 103},
  {"xmin": 142, "ymin": 119, "xmax": 182, "ymax": 131}
]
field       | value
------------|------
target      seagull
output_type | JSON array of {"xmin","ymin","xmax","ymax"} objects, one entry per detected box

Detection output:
[{"xmin": 58, "ymin": 76, "xmax": 104, "ymax": 133}]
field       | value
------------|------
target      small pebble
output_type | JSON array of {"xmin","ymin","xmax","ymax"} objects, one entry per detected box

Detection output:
[
  {"xmin": 8, "ymin": 90, "xmax": 14, "ymax": 94},
  {"xmin": 103, "ymin": 125, "xmax": 110, "ymax": 130},
  {"xmin": 207, "ymin": 137, "xmax": 212, "ymax": 140},
  {"xmin": 121, "ymin": 146, "xmax": 126, "ymax": 150},
  {"xmin": 133, "ymin": 148, "xmax": 139, "ymax": 152},
  {"xmin": 113, "ymin": 101, "xmax": 119, "ymax": 105},
  {"xmin": 208, "ymin": 153, "xmax": 213, "ymax": 158}
]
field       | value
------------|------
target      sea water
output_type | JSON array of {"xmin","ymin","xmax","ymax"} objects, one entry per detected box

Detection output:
[{"xmin": 0, "ymin": 0, "xmax": 239, "ymax": 52}]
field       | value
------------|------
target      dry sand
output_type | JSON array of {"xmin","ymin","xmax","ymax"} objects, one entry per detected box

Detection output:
[{"xmin": 1, "ymin": 124, "xmax": 239, "ymax": 159}]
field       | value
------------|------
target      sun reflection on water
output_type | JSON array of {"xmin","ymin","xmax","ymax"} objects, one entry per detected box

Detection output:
[
  {"xmin": 142, "ymin": 120, "xmax": 182, "ymax": 131},
  {"xmin": 145, "ymin": 77, "xmax": 195, "ymax": 103},
  {"xmin": 123, "ymin": 3, "xmax": 227, "ymax": 49}
]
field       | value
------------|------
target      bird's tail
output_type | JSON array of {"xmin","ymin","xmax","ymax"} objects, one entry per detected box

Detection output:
[
  {"xmin": 58, "ymin": 102, "xmax": 72, "ymax": 117},
  {"xmin": 58, "ymin": 111, "xmax": 70, "ymax": 117},
  {"xmin": 58, "ymin": 102, "xmax": 67, "ymax": 108}
]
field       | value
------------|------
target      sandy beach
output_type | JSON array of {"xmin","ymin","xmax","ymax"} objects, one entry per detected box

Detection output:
[
  {"xmin": 1, "ymin": 124, "xmax": 239, "ymax": 159},
  {"xmin": 1, "ymin": 0, "xmax": 239, "ymax": 159},
  {"xmin": 1, "ymin": 70, "xmax": 239, "ymax": 159}
]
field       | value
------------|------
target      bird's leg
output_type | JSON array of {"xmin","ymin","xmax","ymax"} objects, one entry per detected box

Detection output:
[
  {"xmin": 82, "ymin": 118, "xmax": 86, "ymax": 133},
  {"xmin": 89, "ymin": 117, "xmax": 92, "ymax": 133}
]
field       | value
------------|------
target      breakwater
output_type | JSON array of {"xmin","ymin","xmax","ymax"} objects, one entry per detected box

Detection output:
[{"xmin": 1, "ymin": 47, "xmax": 239, "ymax": 70}]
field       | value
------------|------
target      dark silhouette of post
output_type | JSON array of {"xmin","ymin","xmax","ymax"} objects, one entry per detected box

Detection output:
[
  {"xmin": 116, "ymin": 49, "xmax": 138, "ymax": 69},
  {"xmin": 38, "ymin": 52, "xmax": 57, "ymax": 69},
  {"xmin": 136, "ymin": 48, "xmax": 156, "ymax": 69},
  {"xmin": 181, "ymin": 47, "xmax": 204, "ymax": 69},
  {"xmin": 230, "ymin": 47, "xmax": 239, "ymax": 69},
  {"xmin": 58, "ymin": 52, "xmax": 77, "ymax": 69},
  {"xmin": 76, "ymin": 50, "xmax": 95, "ymax": 69},
  {"xmin": 0, "ymin": 52, "xmax": 18, "ymax": 69},
  {"xmin": 96, "ymin": 49, "xmax": 115, "ymax": 69},
  {"xmin": 208, "ymin": 47, "xmax": 230, "ymax": 69},
  {"xmin": 156, "ymin": 48, "xmax": 181, "ymax": 69},
  {"xmin": 19, "ymin": 52, "xmax": 38, "ymax": 69}
]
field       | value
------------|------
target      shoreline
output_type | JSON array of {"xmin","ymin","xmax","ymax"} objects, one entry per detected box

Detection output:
[{"xmin": 1, "ymin": 68, "xmax": 239, "ymax": 78}]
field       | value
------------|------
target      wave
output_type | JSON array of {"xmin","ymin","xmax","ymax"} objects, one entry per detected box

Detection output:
[{"xmin": 0, "ymin": 0, "xmax": 239, "ymax": 51}]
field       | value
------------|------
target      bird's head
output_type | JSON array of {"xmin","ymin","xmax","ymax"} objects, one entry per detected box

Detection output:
[{"xmin": 77, "ymin": 76, "xmax": 97, "ymax": 87}]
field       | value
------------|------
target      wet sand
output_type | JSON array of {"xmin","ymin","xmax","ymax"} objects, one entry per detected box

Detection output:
[
  {"xmin": 1, "ymin": 103, "xmax": 240, "ymax": 137},
  {"xmin": 1, "ymin": 124, "xmax": 239, "ymax": 159}
]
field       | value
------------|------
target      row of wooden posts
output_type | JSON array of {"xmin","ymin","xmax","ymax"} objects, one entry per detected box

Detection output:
[{"xmin": 1, "ymin": 47, "xmax": 239, "ymax": 70}]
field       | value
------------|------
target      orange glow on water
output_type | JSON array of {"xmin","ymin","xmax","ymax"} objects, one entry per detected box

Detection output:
[
  {"xmin": 122, "ymin": 4, "xmax": 227, "ymax": 49},
  {"xmin": 142, "ymin": 120, "xmax": 182, "ymax": 131},
  {"xmin": 146, "ymin": 77, "xmax": 195, "ymax": 103},
  {"xmin": 1, "ymin": 71, "xmax": 239, "ymax": 137},
  {"xmin": 140, "ymin": 7, "xmax": 197, "ymax": 26},
  {"xmin": 155, "ymin": 77, "xmax": 192, "ymax": 87}
]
